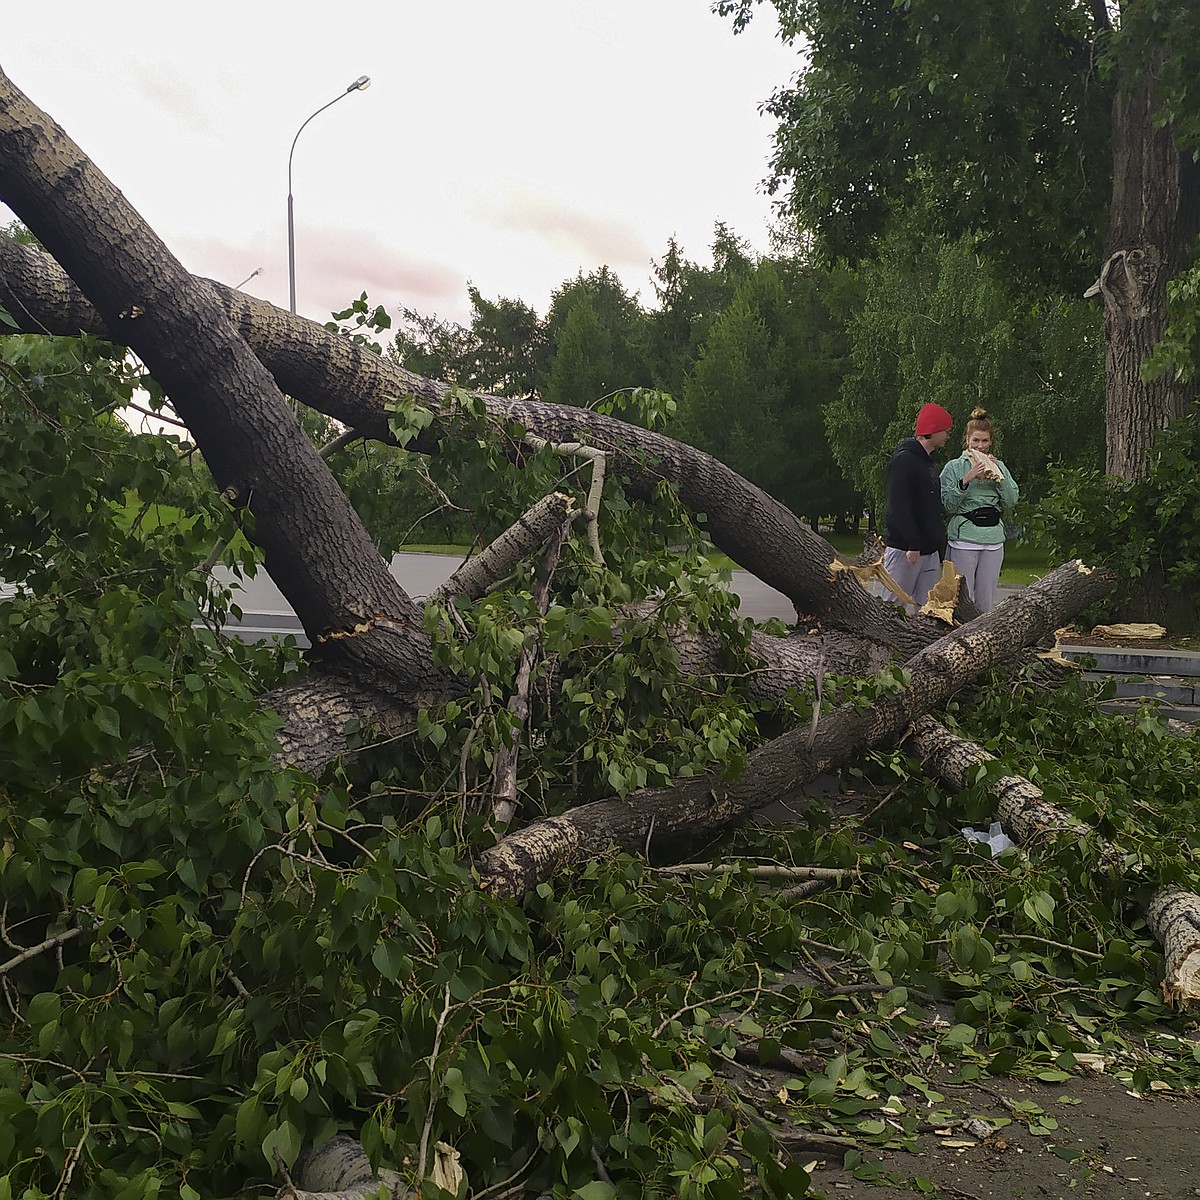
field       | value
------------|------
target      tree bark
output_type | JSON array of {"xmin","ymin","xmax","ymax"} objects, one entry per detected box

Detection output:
[
  {"xmin": 1100, "ymin": 33, "xmax": 1200, "ymax": 482},
  {"xmin": 476, "ymin": 560, "xmax": 1111, "ymax": 897},
  {"xmin": 278, "ymin": 1135, "xmax": 410, "ymax": 1200},
  {"xmin": 0, "ymin": 235, "xmax": 962, "ymax": 659}
]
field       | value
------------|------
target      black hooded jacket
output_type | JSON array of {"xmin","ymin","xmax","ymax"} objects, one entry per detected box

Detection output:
[{"xmin": 884, "ymin": 437, "xmax": 945, "ymax": 556}]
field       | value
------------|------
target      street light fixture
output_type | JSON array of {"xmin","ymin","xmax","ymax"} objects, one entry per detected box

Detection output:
[{"xmin": 286, "ymin": 75, "xmax": 371, "ymax": 314}]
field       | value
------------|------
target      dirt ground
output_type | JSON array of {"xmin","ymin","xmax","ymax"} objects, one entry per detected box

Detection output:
[
  {"xmin": 797, "ymin": 1072, "xmax": 1200, "ymax": 1200},
  {"xmin": 748, "ymin": 781, "xmax": 1200, "ymax": 1200}
]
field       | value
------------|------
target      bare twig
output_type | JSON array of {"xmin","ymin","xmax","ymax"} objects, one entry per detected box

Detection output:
[
  {"xmin": 805, "ymin": 642, "xmax": 826, "ymax": 752},
  {"xmin": 0, "ymin": 926, "xmax": 84, "ymax": 977},
  {"xmin": 859, "ymin": 782, "xmax": 905, "ymax": 823},
  {"xmin": 416, "ymin": 982, "xmax": 454, "ymax": 1182},
  {"xmin": 655, "ymin": 863, "xmax": 852, "ymax": 882},
  {"xmin": 53, "ymin": 1115, "xmax": 90, "ymax": 1199},
  {"xmin": 999, "ymin": 933, "xmax": 1103, "ymax": 960},
  {"xmin": 492, "ymin": 512, "xmax": 572, "ymax": 824},
  {"xmin": 317, "ymin": 427, "xmax": 363, "ymax": 460},
  {"xmin": 654, "ymin": 966, "xmax": 764, "ymax": 1038},
  {"xmin": 775, "ymin": 878, "xmax": 835, "ymax": 902}
]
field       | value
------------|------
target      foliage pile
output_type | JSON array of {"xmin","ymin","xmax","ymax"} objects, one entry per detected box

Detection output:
[{"xmin": 2, "ymin": 332, "xmax": 1200, "ymax": 1200}]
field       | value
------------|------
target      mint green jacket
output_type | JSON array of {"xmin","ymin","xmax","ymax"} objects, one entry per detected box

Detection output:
[{"xmin": 939, "ymin": 453, "xmax": 1019, "ymax": 546}]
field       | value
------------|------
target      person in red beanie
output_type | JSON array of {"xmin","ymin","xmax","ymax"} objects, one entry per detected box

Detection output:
[{"xmin": 882, "ymin": 403, "xmax": 953, "ymax": 610}]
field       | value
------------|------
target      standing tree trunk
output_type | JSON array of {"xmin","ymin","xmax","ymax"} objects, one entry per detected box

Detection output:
[
  {"xmin": 1091, "ymin": 20, "xmax": 1200, "ymax": 624},
  {"xmin": 1100, "ymin": 36, "xmax": 1200, "ymax": 483}
]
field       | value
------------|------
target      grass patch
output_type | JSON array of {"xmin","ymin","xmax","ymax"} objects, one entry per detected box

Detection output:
[{"xmin": 397, "ymin": 544, "xmax": 471, "ymax": 556}]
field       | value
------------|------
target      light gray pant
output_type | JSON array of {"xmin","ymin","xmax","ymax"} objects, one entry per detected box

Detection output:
[
  {"xmin": 947, "ymin": 545, "xmax": 1004, "ymax": 612},
  {"xmin": 882, "ymin": 547, "xmax": 941, "ymax": 612}
]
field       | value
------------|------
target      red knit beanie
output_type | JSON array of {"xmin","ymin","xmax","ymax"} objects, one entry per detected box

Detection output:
[{"xmin": 915, "ymin": 403, "xmax": 953, "ymax": 436}]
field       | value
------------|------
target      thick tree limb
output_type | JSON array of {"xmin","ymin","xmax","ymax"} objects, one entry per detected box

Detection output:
[
  {"xmin": 0, "ymin": 69, "xmax": 447, "ymax": 700},
  {"xmin": 655, "ymin": 863, "xmax": 852, "ymax": 881},
  {"xmin": 259, "ymin": 670, "xmax": 424, "ymax": 776},
  {"xmin": 0, "ymin": 236, "xmax": 962, "ymax": 657},
  {"xmin": 907, "ymin": 715, "xmax": 1200, "ymax": 1009},
  {"xmin": 429, "ymin": 492, "xmax": 575, "ymax": 604},
  {"xmin": 904, "ymin": 715, "xmax": 1099, "ymax": 850},
  {"xmin": 475, "ymin": 560, "xmax": 1112, "ymax": 897}
]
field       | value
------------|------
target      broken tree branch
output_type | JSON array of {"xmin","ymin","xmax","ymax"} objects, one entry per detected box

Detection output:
[
  {"xmin": 907, "ymin": 715, "xmax": 1200, "ymax": 1008},
  {"xmin": 475, "ymin": 560, "xmax": 1113, "ymax": 898},
  {"xmin": 491, "ymin": 510, "xmax": 573, "ymax": 824}
]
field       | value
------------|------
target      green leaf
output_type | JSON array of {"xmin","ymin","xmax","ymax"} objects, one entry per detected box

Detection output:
[
  {"xmin": 261, "ymin": 1120, "xmax": 302, "ymax": 1170},
  {"xmin": 572, "ymin": 1184, "xmax": 617, "ymax": 1200}
]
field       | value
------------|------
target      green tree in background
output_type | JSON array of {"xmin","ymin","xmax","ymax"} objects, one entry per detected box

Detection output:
[
  {"xmin": 680, "ymin": 273, "xmax": 787, "ymax": 496},
  {"xmin": 388, "ymin": 303, "xmax": 474, "ymax": 384},
  {"xmin": 648, "ymin": 224, "xmax": 757, "ymax": 400},
  {"xmin": 461, "ymin": 284, "xmax": 544, "ymax": 397},
  {"xmin": 387, "ymin": 288, "xmax": 544, "ymax": 399},
  {"xmin": 541, "ymin": 267, "xmax": 651, "ymax": 407},
  {"xmin": 828, "ymin": 235, "xmax": 1105, "ymax": 515},
  {"xmin": 680, "ymin": 258, "xmax": 859, "ymax": 527},
  {"xmin": 773, "ymin": 256, "xmax": 863, "ymax": 527}
]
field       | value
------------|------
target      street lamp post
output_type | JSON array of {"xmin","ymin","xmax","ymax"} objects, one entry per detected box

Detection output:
[{"xmin": 286, "ymin": 74, "xmax": 371, "ymax": 314}]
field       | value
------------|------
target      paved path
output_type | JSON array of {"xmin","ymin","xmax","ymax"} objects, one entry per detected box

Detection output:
[
  {"xmin": 212, "ymin": 555, "xmax": 1031, "ymax": 645},
  {"xmin": 213, "ymin": 552, "xmax": 796, "ymax": 644}
]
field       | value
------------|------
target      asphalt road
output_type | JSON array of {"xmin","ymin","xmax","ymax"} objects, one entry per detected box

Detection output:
[
  {"xmin": 212, "ymin": 553, "xmax": 1024, "ymax": 646},
  {"xmin": 212, "ymin": 552, "xmax": 797, "ymax": 646}
]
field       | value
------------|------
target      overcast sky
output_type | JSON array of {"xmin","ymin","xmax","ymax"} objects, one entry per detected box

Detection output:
[{"xmin": 3, "ymin": 2, "xmax": 799, "ymax": 326}]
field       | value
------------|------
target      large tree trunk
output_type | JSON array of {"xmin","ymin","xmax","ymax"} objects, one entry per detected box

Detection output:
[
  {"xmin": 0, "ymin": 235, "xmax": 960, "ymax": 660},
  {"xmin": 476, "ymin": 561, "xmax": 1111, "ymax": 898},
  {"xmin": 1101, "ymin": 36, "xmax": 1200, "ymax": 484}
]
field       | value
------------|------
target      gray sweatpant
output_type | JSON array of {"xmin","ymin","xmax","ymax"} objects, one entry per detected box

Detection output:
[
  {"xmin": 882, "ymin": 546, "xmax": 941, "ymax": 613},
  {"xmin": 947, "ymin": 544, "xmax": 1004, "ymax": 612}
]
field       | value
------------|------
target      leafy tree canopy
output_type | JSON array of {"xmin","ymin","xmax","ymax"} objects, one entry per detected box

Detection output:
[{"xmin": 719, "ymin": 0, "xmax": 1116, "ymax": 290}]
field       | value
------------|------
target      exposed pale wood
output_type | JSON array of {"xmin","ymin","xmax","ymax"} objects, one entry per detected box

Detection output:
[{"xmin": 1146, "ymin": 888, "xmax": 1200, "ymax": 1009}]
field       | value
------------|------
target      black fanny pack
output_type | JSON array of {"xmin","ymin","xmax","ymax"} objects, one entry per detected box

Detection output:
[{"xmin": 962, "ymin": 505, "xmax": 1002, "ymax": 527}]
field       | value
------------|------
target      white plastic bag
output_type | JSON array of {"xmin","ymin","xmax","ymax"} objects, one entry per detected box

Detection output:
[{"xmin": 961, "ymin": 820, "xmax": 1015, "ymax": 857}]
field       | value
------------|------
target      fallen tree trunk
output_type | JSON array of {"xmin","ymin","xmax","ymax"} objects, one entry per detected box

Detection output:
[
  {"xmin": 0, "ymin": 234, "xmax": 964, "ymax": 658},
  {"xmin": 0, "ymin": 68, "xmax": 448, "ymax": 703},
  {"xmin": 907, "ymin": 715, "xmax": 1200, "ymax": 1009},
  {"xmin": 476, "ymin": 560, "xmax": 1112, "ymax": 898}
]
